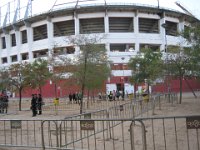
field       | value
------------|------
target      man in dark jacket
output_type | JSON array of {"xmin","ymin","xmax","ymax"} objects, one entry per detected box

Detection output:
[
  {"xmin": 37, "ymin": 94, "xmax": 43, "ymax": 115},
  {"xmin": 3, "ymin": 95, "xmax": 8, "ymax": 113},
  {"xmin": 31, "ymin": 94, "xmax": 37, "ymax": 117}
]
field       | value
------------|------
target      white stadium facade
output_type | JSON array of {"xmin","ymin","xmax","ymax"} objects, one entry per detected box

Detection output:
[{"xmin": 0, "ymin": 0, "xmax": 199, "ymax": 97}]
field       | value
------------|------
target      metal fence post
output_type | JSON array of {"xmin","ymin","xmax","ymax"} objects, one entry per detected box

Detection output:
[
  {"xmin": 141, "ymin": 121, "xmax": 147, "ymax": 150},
  {"xmin": 158, "ymin": 95, "xmax": 161, "ymax": 110},
  {"xmin": 152, "ymin": 97, "xmax": 155, "ymax": 115},
  {"xmin": 132, "ymin": 103, "xmax": 135, "ymax": 119},
  {"xmin": 41, "ymin": 121, "xmax": 45, "ymax": 150},
  {"xmin": 130, "ymin": 121, "xmax": 135, "ymax": 150},
  {"xmin": 106, "ymin": 110, "xmax": 112, "ymax": 139},
  {"xmin": 140, "ymin": 100, "xmax": 143, "ymax": 117},
  {"xmin": 130, "ymin": 119, "xmax": 147, "ymax": 150}
]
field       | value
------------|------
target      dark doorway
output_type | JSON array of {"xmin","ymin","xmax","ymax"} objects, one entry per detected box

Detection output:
[{"xmin": 117, "ymin": 83, "xmax": 124, "ymax": 91}]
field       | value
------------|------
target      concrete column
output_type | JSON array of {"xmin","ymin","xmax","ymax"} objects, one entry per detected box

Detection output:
[
  {"xmin": 5, "ymin": 34, "xmax": 11, "ymax": 64},
  {"xmin": 178, "ymin": 17, "xmax": 185, "ymax": 32},
  {"xmin": 104, "ymin": 14, "xmax": 109, "ymax": 33},
  {"xmin": 26, "ymin": 23, "xmax": 33, "ymax": 61},
  {"xmin": 74, "ymin": 12, "xmax": 79, "ymax": 35},
  {"xmin": 159, "ymin": 12, "xmax": 166, "ymax": 51},
  {"xmin": 15, "ymin": 30, "xmax": 21, "ymax": 61},
  {"xmin": 134, "ymin": 10, "xmax": 139, "ymax": 52},
  {"xmin": 134, "ymin": 10, "xmax": 139, "ymax": 35},
  {"xmin": 47, "ymin": 16, "xmax": 54, "ymax": 57}
]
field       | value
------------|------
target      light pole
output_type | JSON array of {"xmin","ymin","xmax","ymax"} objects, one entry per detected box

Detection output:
[
  {"xmin": 161, "ymin": 23, "xmax": 171, "ymax": 95},
  {"xmin": 18, "ymin": 72, "xmax": 23, "ymax": 111},
  {"xmin": 157, "ymin": 0, "xmax": 160, "ymax": 8},
  {"xmin": 121, "ymin": 57, "xmax": 125, "ymax": 100},
  {"xmin": 48, "ymin": 65, "xmax": 57, "ymax": 98},
  {"xmin": 161, "ymin": 23, "xmax": 167, "ymax": 53},
  {"xmin": 134, "ymin": 63, "xmax": 140, "ymax": 101}
]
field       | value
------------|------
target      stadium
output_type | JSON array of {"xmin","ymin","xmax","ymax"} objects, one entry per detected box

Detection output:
[{"xmin": 0, "ymin": 0, "xmax": 200, "ymax": 97}]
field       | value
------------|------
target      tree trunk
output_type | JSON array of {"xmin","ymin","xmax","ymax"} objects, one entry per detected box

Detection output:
[
  {"xmin": 54, "ymin": 83, "xmax": 57, "ymax": 98},
  {"xmin": 80, "ymin": 54, "xmax": 88, "ymax": 114},
  {"xmin": 80, "ymin": 83, "xmax": 85, "ymax": 114},
  {"xmin": 185, "ymin": 78, "xmax": 197, "ymax": 98},
  {"xmin": 179, "ymin": 76, "xmax": 183, "ymax": 104},
  {"xmin": 39, "ymin": 85, "xmax": 42, "ymax": 95},
  {"xmin": 134, "ymin": 83, "xmax": 137, "ymax": 101},
  {"xmin": 87, "ymin": 89, "xmax": 89, "ymax": 109},
  {"xmin": 19, "ymin": 87, "xmax": 22, "ymax": 111}
]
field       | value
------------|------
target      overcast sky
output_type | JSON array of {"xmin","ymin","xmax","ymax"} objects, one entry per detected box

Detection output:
[{"xmin": 0, "ymin": 0, "xmax": 199, "ymax": 26}]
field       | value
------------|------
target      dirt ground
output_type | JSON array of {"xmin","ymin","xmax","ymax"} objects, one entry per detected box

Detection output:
[{"xmin": 0, "ymin": 92, "xmax": 199, "ymax": 150}]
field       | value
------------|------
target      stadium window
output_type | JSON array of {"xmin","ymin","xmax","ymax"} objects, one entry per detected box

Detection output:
[
  {"xmin": 33, "ymin": 24, "xmax": 48, "ymax": 41},
  {"xmin": 11, "ymin": 55, "xmax": 18, "ymax": 62},
  {"xmin": 21, "ymin": 30, "xmax": 27, "ymax": 44},
  {"xmin": 1, "ymin": 37, "xmax": 6, "ymax": 49},
  {"xmin": 1, "ymin": 57, "xmax": 7, "ymax": 64},
  {"xmin": 139, "ymin": 18, "xmax": 159, "ymax": 33},
  {"xmin": 53, "ymin": 20, "xmax": 75, "ymax": 37},
  {"xmin": 140, "ymin": 44, "xmax": 160, "ymax": 52},
  {"xmin": 53, "ymin": 46, "xmax": 75, "ymax": 56},
  {"xmin": 109, "ymin": 17, "xmax": 134, "ymax": 32},
  {"xmin": 165, "ymin": 21, "xmax": 178, "ymax": 36},
  {"xmin": 33, "ymin": 49, "xmax": 48, "ymax": 58},
  {"xmin": 110, "ymin": 44, "xmax": 135, "ymax": 52},
  {"xmin": 79, "ymin": 18, "xmax": 105, "ymax": 34},
  {"xmin": 11, "ymin": 34, "xmax": 16, "ymax": 47},
  {"xmin": 21, "ymin": 53, "xmax": 29, "ymax": 60}
]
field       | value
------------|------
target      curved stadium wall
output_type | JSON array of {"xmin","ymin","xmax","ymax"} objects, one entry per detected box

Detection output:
[{"xmin": 0, "ymin": 3, "xmax": 199, "ymax": 97}]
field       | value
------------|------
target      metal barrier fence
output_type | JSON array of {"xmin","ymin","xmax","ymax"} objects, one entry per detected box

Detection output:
[
  {"xmin": 0, "ymin": 115, "xmax": 199, "ymax": 150},
  {"xmin": 131, "ymin": 115, "xmax": 200, "ymax": 150},
  {"xmin": 1, "ymin": 92, "xmax": 178, "ymax": 116},
  {"xmin": 0, "ymin": 118, "xmax": 133, "ymax": 149},
  {"xmin": 0, "ymin": 93, "xmax": 179, "ymax": 149}
]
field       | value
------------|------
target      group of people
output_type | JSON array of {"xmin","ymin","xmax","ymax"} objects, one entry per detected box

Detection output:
[
  {"xmin": 108, "ymin": 90, "xmax": 124, "ymax": 101},
  {"xmin": 68, "ymin": 92, "xmax": 82, "ymax": 104},
  {"xmin": 30, "ymin": 94, "xmax": 43, "ymax": 117},
  {"xmin": 0, "ymin": 94, "xmax": 9, "ymax": 114}
]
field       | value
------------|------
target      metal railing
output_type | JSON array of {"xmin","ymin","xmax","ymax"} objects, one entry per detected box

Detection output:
[
  {"xmin": 131, "ymin": 115, "xmax": 200, "ymax": 150},
  {"xmin": 0, "ymin": 93, "xmax": 180, "ymax": 149},
  {"xmin": 0, "ymin": 115, "xmax": 198, "ymax": 150},
  {"xmin": 2, "ymin": 92, "xmax": 178, "ymax": 116}
]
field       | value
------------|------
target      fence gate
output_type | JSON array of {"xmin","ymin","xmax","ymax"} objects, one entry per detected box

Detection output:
[{"xmin": 130, "ymin": 115, "xmax": 200, "ymax": 150}]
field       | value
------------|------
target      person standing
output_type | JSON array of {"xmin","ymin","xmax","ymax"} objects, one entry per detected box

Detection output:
[
  {"xmin": 37, "ymin": 94, "xmax": 43, "ymax": 115},
  {"xmin": 69, "ymin": 93, "xmax": 73, "ymax": 103},
  {"xmin": 31, "ymin": 94, "xmax": 37, "ymax": 117},
  {"xmin": 3, "ymin": 95, "xmax": 8, "ymax": 113},
  {"xmin": 0, "ymin": 94, "xmax": 4, "ymax": 113},
  {"xmin": 72, "ymin": 92, "xmax": 76, "ymax": 103}
]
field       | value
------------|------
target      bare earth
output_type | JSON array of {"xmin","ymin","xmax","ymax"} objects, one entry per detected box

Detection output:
[
  {"xmin": 0, "ymin": 92, "xmax": 199, "ymax": 150},
  {"xmin": 153, "ymin": 92, "xmax": 200, "ymax": 117}
]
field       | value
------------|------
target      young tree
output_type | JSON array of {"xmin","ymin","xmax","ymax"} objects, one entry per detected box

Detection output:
[
  {"xmin": 0, "ymin": 68, "xmax": 11, "ymax": 94},
  {"xmin": 183, "ymin": 22, "xmax": 200, "ymax": 77},
  {"xmin": 167, "ymin": 22, "xmax": 200, "ymax": 104},
  {"xmin": 68, "ymin": 34, "xmax": 111, "ymax": 114},
  {"xmin": 24, "ymin": 58, "xmax": 52, "ymax": 95},
  {"xmin": 128, "ymin": 49, "xmax": 164, "ymax": 97},
  {"xmin": 166, "ymin": 46, "xmax": 197, "ymax": 104},
  {"xmin": 8, "ymin": 62, "xmax": 29, "ymax": 111},
  {"xmin": 48, "ymin": 55, "xmax": 72, "ymax": 98}
]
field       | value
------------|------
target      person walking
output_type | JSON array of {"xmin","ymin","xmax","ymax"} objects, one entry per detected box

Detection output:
[
  {"xmin": 37, "ymin": 94, "xmax": 43, "ymax": 115},
  {"xmin": 31, "ymin": 94, "xmax": 37, "ymax": 117}
]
